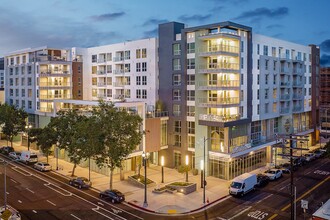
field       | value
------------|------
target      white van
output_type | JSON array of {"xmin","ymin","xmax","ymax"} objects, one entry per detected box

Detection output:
[
  {"xmin": 20, "ymin": 151, "xmax": 38, "ymax": 164},
  {"xmin": 229, "ymin": 173, "xmax": 257, "ymax": 196}
]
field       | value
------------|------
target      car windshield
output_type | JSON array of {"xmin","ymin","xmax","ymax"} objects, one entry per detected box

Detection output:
[
  {"xmin": 42, "ymin": 163, "xmax": 50, "ymax": 166},
  {"xmin": 30, "ymin": 155, "xmax": 38, "ymax": 158},
  {"xmin": 231, "ymin": 182, "xmax": 242, "ymax": 189},
  {"xmin": 79, "ymin": 177, "xmax": 88, "ymax": 182},
  {"xmin": 267, "ymin": 170, "xmax": 276, "ymax": 174}
]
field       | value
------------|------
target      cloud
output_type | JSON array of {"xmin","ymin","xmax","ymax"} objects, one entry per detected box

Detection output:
[
  {"xmin": 320, "ymin": 54, "xmax": 330, "ymax": 67},
  {"xmin": 90, "ymin": 12, "xmax": 125, "ymax": 21},
  {"xmin": 233, "ymin": 7, "xmax": 289, "ymax": 20},
  {"xmin": 210, "ymin": 6, "xmax": 224, "ymax": 13},
  {"xmin": 178, "ymin": 14, "xmax": 212, "ymax": 22},
  {"xmin": 143, "ymin": 18, "xmax": 169, "ymax": 26},
  {"xmin": 143, "ymin": 28, "xmax": 158, "ymax": 38},
  {"xmin": 266, "ymin": 24, "xmax": 283, "ymax": 30},
  {"xmin": 320, "ymin": 39, "xmax": 330, "ymax": 53},
  {"xmin": 209, "ymin": 0, "xmax": 249, "ymax": 4}
]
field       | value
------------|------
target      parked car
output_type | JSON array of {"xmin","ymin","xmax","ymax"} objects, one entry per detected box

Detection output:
[
  {"xmin": 229, "ymin": 173, "xmax": 257, "ymax": 196},
  {"xmin": 313, "ymin": 150, "xmax": 324, "ymax": 158},
  {"xmin": 99, "ymin": 189, "xmax": 125, "ymax": 203},
  {"xmin": 264, "ymin": 169, "xmax": 283, "ymax": 180},
  {"xmin": 294, "ymin": 157, "xmax": 307, "ymax": 166},
  {"xmin": 256, "ymin": 174, "xmax": 270, "ymax": 187},
  {"xmin": 33, "ymin": 162, "xmax": 52, "ymax": 171},
  {"xmin": 69, "ymin": 177, "xmax": 92, "ymax": 189},
  {"xmin": 0, "ymin": 146, "xmax": 14, "ymax": 155},
  {"xmin": 8, "ymin": 152, "xmax": 21, "ymax": 160},
  {"xmin": 277, "ymin": 164, "xmax": 292, "ymax": 174},
  {"xmin": 303, "ymin": 153, "xmax": 315, "ymax": 162}
]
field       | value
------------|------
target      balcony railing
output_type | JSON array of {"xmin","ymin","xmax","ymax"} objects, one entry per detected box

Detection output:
[
  {"xmin": 198, "ymin": 80, "xmax": 240, "ymax": 89},
  {"xmin": 113, "ymin": 57, "xmax": 124, "ymax": 62},
  {"xmin": 114, "ymin": 82, "xmax": 129, "ymax": 87},
  {"xmin": 38, "ymin": 107, "xmax": 54, "ymax": 112},
  {"xmin": 113, "ymin": 69, "xmax": 124, "ymax": 74},
  {"xmin": 293, "ymin": 94, "xmax": 303, "ymax": 99},
  {"xmin": 199, "ymin": 63, "xmax": 239, "ymax": 72},
  {"xmin": 39, "ymin": 82, "xmax": 71, "ymax": 87},
  {"xmin": 97, "ymin": 70, "xmax": 106, "ymax": 75},
  {"xmin": 199, "ymin": 113, "xmax": 240, "ymax": 123},
  {"xmin": 97, "ymin": 82, "xmax": 107, "ymax": 87},
  {"xmin": 198, "ymin": 97, "xmax": 240, "ymax": 106},
  {"xmin": 199, "ymin": 44, "xmax": 239, "ymax": 54},
  {"xmin": 280, "ymin": 94, "xmax": 290, "ymax": 100},
  {"xmin": 280, "ymin": 107, "xmax": 290, "ymax": 114},
  {"xmin": 146, "ymin": 111, "xmax": 169, "ymax": 118},
  {"xmin": 39, "ymin": 71, "xmax": 70, "ymax": 76},
  {"xmin": 292, "ymin": 69, "xmax": 304, "ymax": 75},
  {"xmin": 280, "ymin": 82, "xmax": 291, "ymax": 87},
  {"xmin": 39, "ymin": 94, "xmax": 71, "ymax": 100},
  {"xmin": 293, "ymin": 106, "xmax": 303, "ymax": 112},
  {"xmin": 292, "ymin": 81, "xmax": 303, "ymax": 87},
  {"xmin": 30, "ymin": 55, "xmax": 69, "ymax": 62},
  {"xmin": 97, "ymin": 59, "xmax": 106, "ymax": 63}
]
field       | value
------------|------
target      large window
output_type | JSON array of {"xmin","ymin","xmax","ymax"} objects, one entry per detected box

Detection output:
[
  {"xmin": 173, "ymin": 104, "xmax": 181, "ymax": 116},
  {"xmin": 174, "ymin": 120, "xmax": 181, "ymax": 133},
  {"xmin": 142, "ymin": 48, "xmax": 147, "ymax": 58},
  {"xmin": 142, "ymin": 62, "xmax": 147, "ymax": 72},
  {"xmin": 187, "ymin": 121, "xmax": 195, "ymax": 134},
  {"xmin": 188, "ymin": 136, "xmax": 195, "ymax": 149},
  {"xmin": 142, "ymin": 76, "xmax": 147, "ymax": 85},
  {"xmin": 187, "ymin": 90, "xmax": 195, "ymax": 101},
  {"xmin": 187, "ymin": 106, "xmax": 195, "ymax": 116},
  {"xmin": 210, "ymin": 127, "xmax": 225, "ymax": 152},
  {"xmin": 173, "ymin": 59, "xmax": 181, "ymax": 71},
  {"xmin": 251, "ymin": 121, "xmax": 261, "ymax": 144},
  {"xmin": 187, "ymin": 43, "xmax": 195, "ymax": 53},
  {"xmin": 92, "ymin": 55, "xmax": 97, "ymax": 63},
  {"xmin": 174, "ymin": 135, "xmax": 181, "ymax": 147},
  {"xmin": 187, "ymin": 59, "xmax": 195, "ymax": 69},
  {"xmin": 173, "ymin": 74, "xmax": 181, "ymax": 86},
  {"xmin": 174, "ymin": 152, "xmax": 181, "ymax": 167},
  {"xmin": 173, "ymin": 89, "xmax": 181, "ymax": 101},
  {"xmin": 173, "ymin": 44, "xmax": 181, "ymax": 55},
  {"xmin": 136, "ymin": 76, "xmax": 141, "ymax": 85},
  {"xmin": 263, "ymin": 45, "xmax": 268, "ymax": 56}
]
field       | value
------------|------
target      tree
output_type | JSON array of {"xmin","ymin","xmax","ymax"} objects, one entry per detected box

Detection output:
[
  {"xmin": 177, "ymin": 164, "xmax": 192, "ymax": 182},
  {"xmin": 0, "ymin": 103, "xmax": 27, "ymax": 147},
  {"xmin": 323, "ymin": 141, "xmax": 330, "ymax": 158},
  {"xmin": 30, "ymin": 127, "xmax": 57, "ymax": 163},
  {"xmin": 48, "ymin": 109, "xmax": 86, "ymax": 176},
  {"xmin": 93, "ymin": 101, "xmax": 143, "ymax": 189}
]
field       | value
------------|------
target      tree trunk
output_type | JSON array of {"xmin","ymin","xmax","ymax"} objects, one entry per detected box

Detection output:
[
  {"xmin": 109, "ymin": 169, "xmax": 113, "ymax": 190},
  {"xmin": 46, "ymin": 153, "xmax": 49, "ymax": 163},
  {"xmin": 71, "ymin": 163, "xmax": 77, "ymax": 177},
  {"xmin": 10, "ymin": 136, "xmax": 13, "ymax": 148}
]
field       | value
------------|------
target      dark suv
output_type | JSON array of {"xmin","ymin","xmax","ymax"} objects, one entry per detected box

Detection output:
[
  {"xmin": 256, "ymin": 174, "xmax": 270, "ymax": 187},
  {"xmin": 69, "ymin": 177, "xmax": 92, "ymax": 189},
  {"xmin": 0, "ymin": 146, "xmax": 14, "ymax": 155},
  {"xmin": 99, "ymin": 189, "xmax": 125, "ymax": 203}
]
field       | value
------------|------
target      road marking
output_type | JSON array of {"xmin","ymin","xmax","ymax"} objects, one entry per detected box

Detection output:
[
  {"xmin": 97, "ymin": 202, "xmax": 104, "ymax": 206},
  {"xmin": 11, "ymin": 166, "xmax": 32, "ymax": 176},
  {"xmin": 267, "ymin": 214, "xmax": 278, "ymax": 220},
  {"xmin": 247, "ymin": 210, "xmax": 269, "ymax": 219},
  {"xmin": 111, "ymin": 208, "xmax": 122, "ymax": 214},
  {"xmin": 26, "ymin": 188, "xmax": 35, "ymax": 194},
  {"xmin": 18, "ymin": 200, "xmax": 22, "ymax": 203},
  {"xmin": 217, "ymin": 217, "xmax": 227, "ymax": 220},
  {"xmin": 92, "ymin": 207, "xmax": 115, "ymax": 220},
  {"xmin": 228, "ymin": 206, "xmax": 252, "ymax": 220},
  {"xmin": 281, "ymin": 176, "xmax": 330, "ymax": 211},
  {"xmin": 70, "ymin": 214, "xmax": 81, "ymax": 220},
  {"xmin": 10, "ymin": 179, "xmax": 17, "ymax": 183},
  {"xmin": 6, "ymin": 192, "xmax": 9, "ymax": 195},
  {"xmin": 32, "ymin": 210, "xmax": 37, "ymax": 214},
  {"xmin": 44, "ymin": 183, "xmax": 72, "ymax": 196},
  {"xmin": 46, "ymin": 200, "xmax": 56, "ymax": 206},
  {"xmin": 256, "ymin": 194, "xmax": 272, "ymax": 204},
  {"xmin": 314, "ymin": 170, "xmax": 330, "ymax": 175}
]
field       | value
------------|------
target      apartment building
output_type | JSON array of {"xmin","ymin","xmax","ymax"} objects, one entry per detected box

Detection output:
[
  {"xmin": 0, "ymin": 57, "xmax": 4, "ymax": 103},
  {"xmin": 320, "ymin": 67, "xmax": 330, "ymax": 139},
  {"xmin": 4, "ymin": 47, "xmax": 73, "ymax": 126},
  {"xmin": 72, "ymin": 38, "xmax": 158, "ymax": 112},
  {"xmin": 158, "ymin": 21, "xmax": 319, "ymax": 180}
]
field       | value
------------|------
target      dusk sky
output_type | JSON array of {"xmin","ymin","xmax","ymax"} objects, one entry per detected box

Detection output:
[{"xmin": 1, "ymin": 0, "xmax": 330, "ymax": 65}]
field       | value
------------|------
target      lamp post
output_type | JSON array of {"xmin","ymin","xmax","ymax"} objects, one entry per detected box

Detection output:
[
  {"xmin": 185, "ymin": 155, "xmax": 189, "ymax": 182},
  {"xmin": 56, "ymin": 142, "xmax": 59, "ymax": 171},
  {"xmin": 200, "ymin": 160, "xmax": 204, "ymax": 188},
  {"xmin": 142, "ymin": 151, "xmax": 150, "ymax": 208},
  {"xmin": 25, "ymin": 124, "xmax": 32, "ymax": 151},
  {"xmin": 0, "ymin": 159, "xmax": 7, "ymax": 210},
  {"xmin": 161, "ymin": 156, "xmax": 164, "ymax": 183},
  {"xmin": 203, "ymin": 136, "xmax": 207, "ymax": 204}
]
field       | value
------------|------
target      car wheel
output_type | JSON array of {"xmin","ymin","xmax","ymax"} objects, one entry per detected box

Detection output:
[
  {"xmin": 69, "ymin": 181, "xmax": 73, "ymax": 185},
  {"xmin": 100, "ymin": 194, "xmax": 103, "ymax": 199},
  {"xmin": 78, "ymin": 185, "xmax": 82, "ymax": 189},
  {"xmin": 111, "ymin": 199, "xmax": 115, "ymax": 203}
]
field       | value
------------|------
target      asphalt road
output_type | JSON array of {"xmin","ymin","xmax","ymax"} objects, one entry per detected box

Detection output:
[{"xmin": 0, "ymin": 154, "xmax": 329, "ymax": 220}]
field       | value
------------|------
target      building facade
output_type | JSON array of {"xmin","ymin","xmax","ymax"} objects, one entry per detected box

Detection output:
[
  {"xmin": 158, "ymin": 21, "xmax": 319, "ymax": 180},
  {"xmin": 320, "ymin": 67, "xmax": 330, "ymax": 140},
  {"xmin": 0, "ymin": 57, "xmax": 4, "ymax": 103}
]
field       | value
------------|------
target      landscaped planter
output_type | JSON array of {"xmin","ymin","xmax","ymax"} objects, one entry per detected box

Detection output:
[
  {"xmin": 128, "ymin": 174, "xmax": 156, "ymax": 188},
  {"xmin": 152, "ymin": 186, "xmax": 177, "ymax": 194},
  {"xmin": 166, "ymin": 182, "xmax": 197, "ymax": 195}
]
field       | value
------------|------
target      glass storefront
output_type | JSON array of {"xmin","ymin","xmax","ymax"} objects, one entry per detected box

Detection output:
[{"xmin": 209, "ymin": 149, "xmax": 267, "ymax": 180}]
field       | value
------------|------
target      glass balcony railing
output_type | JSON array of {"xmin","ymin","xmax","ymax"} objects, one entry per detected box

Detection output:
[
  {"xmin": 280, "ymin": 94, "xmax": 290, "ymax": 100},
  {"xmin": 199, "ymin": 44, "xmax": 239, "ymax": 54},
  {"xmin": 293, "ymin": 94, "xmax": 303, "ymax": 99},
  {"xmin": 280, "ymin": 107, "xmax": 290, "ymax": 114},
  {"xmin": 39, "ymin": 82, "xmax": 71, "ymax": 87},
  {"xmin": 198, "ymin": 97, "xmax": 240, "ymax": 106},
  {"xmin": 292, "ymin": 81, "xmax": 303, "ymax": 87},
  {"xmin": 199, "ymin": 113, "xmax": 240, "ymax": 122},
  {"xmin": 199, "ymin": 63, "xmax": 239, "ymax": 71},
  {"xmin": 113, "ymin": 69, "xmax": 124, "ymax": 74},
  {"xmin": 198, "ymin": 80, "xmax": 240, "ymax": 88},
  {"xmin": 39, "ymin": 94, "xmax": 71, "ymax": 100}
]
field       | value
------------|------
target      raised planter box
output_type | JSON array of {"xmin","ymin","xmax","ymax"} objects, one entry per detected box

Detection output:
[
  {"xmin": 152, "ymin": 186, "xmax": 177, "ymax": 194},
  {"xmin": 166, "ymin": 182, "xmax": 197, "ymax": 195},
  {"xmin": 128, "ymin": 175, "xmax": 156, "ymax": 188}
]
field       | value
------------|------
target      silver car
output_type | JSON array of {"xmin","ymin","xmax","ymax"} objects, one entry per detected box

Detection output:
[
  {"xmin": 8, "ymin": 152, "xmax": 21, "ymax": 160},
  {"xmin": 33, "ymin": 162, "xmax": 52, "ymax": 171}
]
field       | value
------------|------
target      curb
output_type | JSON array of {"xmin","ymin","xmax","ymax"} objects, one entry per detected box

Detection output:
[
  {"xmin": 127, "ymin": 201, "xmax": 156, "ymax": 213},
  {"xmin": 183, "ymin": 194, "xmax": 230, "ymax": 214}
]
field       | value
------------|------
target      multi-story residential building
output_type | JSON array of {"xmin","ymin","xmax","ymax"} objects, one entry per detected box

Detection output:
[
  {"xmin": 320, "ymin": 67, "xmax": 330, "ymax": 139},
  {"xmin": 0, "ymin": 57, "xmax": 4, "ymax": 103},
  {"xmin": 158, "ymin": 21, "xmax": 319, "ymax": 180},
  {"xmin": 4, "ymin": 47, "xmax": 73, "ymax": 126},
  {"xmin": 72, "ymin": 38, "xmax": 158, "ymax": 112}
]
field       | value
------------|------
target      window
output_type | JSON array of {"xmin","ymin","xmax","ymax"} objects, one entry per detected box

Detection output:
[
  {"xmin": 9, "ymin": 78, "xmax": 13, "ymax": 86},
  {"xmin": 187, "ymin": 75, "xmax": 195, "ymax": 85},
  {"xmin": 273, "ymin": 103, "xmax": 277, "ymax": 112},
  {"xmin": 28, "ymin": 77, "xmax": 32, "ymax": 86},
  {"xmin": 21, "ymin": 100, "xmax": 25, "ymax": 109},
  {"xmin": 136, "ymin": 89, "xmax": 141, "ymax": 98},
  {"xmin": 263, "ymin": 45, "xmax": 268, "ymax": 56},
  {"xmin": 265, "ymin": 74, "xmax": 269, "ymax": 84},
  {"xmin": 187, "ymin": 106, "xmax": 195, "ymax": 116},
  {"xmin": 142, "ymin": 62, "xmax": 147, "ymax": 72},
  {"xmin": 265, "ymin": 103, "xmax": 269, "ymax": 113},
  {"xmin": 257, "ymin": 104, "xmax": 260, "ymax": 114},
  {"xmin": 92, "ymin": 55, "xmax": 97, "ymax": 63},
  {"xmin": 106, "ymin": 53, "xmax": 112, "ymax": 61},
  {"xmin": 136, "ymin": 63, "xmax": 141, "ymax": 72},
  {"xmin": 142, "ymin": 48, "xmax": 147, "ymax": 58},
  {"xmin": 272, "ymin": 47, "xmax": 276, "ymax": 57},
  {"xmin": 241, "ymin": 90, "xmax": 244, "ymax": 101},
  {"xmin": 125, "ymin": 89, "xmax": 131, "ymax": 98},
  {"xmin": 28, "ymin": 101, "xmax": 32, "ymax": 109},
  {"xmin": 265, "ymin": 60, "xmax": 268, "ymax": 70},
  {"xmin": 173, "ymin": 59, "xmax": 181, "ymax": 71},
  {"xmin": 173, "ymin": 104, "xmax": 181, "ymax": 116},
  {"xmin": 241, "ymin": 74, "xmax": 244, "ymax": 85},
  {"xmin": 265, "ymin": 89, "xmax": 269, "ymax": 99},
  {"xmin": 273, "ymin": 89, "xmax": 277, "ymax": 99},
  {"xmin": 173, "ymin": 44, "xmax": 181, "ymax": 55},
  {"xmin": 124, "ymin": 64, "xmax": 130, "ymax": 72},
  {"xmin": 142, "ymin": 76, "xmax": 147, "ymax": 85},
  {"xmin": 241, "ymin": 41, "xmax": 244, "ymax": 52},
  {"xmin": 188, "ymin": 136, "xmax": 195, "ymax": 149},
  {"xmin": 187, "ymin": 90, "xmax": 195, "ymax": 101},
  {"xmin": 257, "ymin": 74, "xmax": 260, "ymax": 85},
  {"xmin": 136, "ymin": 49, "xmax": 141, "ymax": 59},
  {"xmin": 124, "ymin": 51, "xmax": 130, "ymax": 60},
  {"xmin": 257, "ymin": 59, "xmax": 260, "ymax": 70},
  {"xmin": 273, "ymin": 75, "xmax": 276, "ymax": 85},
  {"xmin": 28, "ymin": 66, "xmax": 32, "ymax": 74},
  {"xmin": 173, "ymin": 89, "xmax": 181, "ymax": 100},
  {"xmin": 241, "ymin": 57, "xmax": 244, "ymax": 69},
  {"xmin": 187, "ymin": 43, "xmax": 195, "ymax": 53},
  {"xmin": 273, "ymin": 61, "xmax": 277, "ymax": 71},
  {"xmin": 9, "ymin": 89, "xmax": 13, "ymax": 96},
  {"xmin": 15, "ymin": 89, "xmax": 19, "ymax": 97},
  {"xmin": 174, "ymin": 152, "xmax": 181, "ymax": 166},
  {"xmin": 174, "ymin": 121, "xmax": 181, "ymax": 133},
  {"xmin": 125, "ymin": 76, "xmax": 130, "ymax": 86},
  {"xmin": 173, "ymin": 74, "xmax": 181, "ymax": 85},
  {"xmin": 257, "ymin": 44, "xmax": 260, "ymax": 55},
  {"xmin": 187, "ymin": 59, "xmax": 195, "ymax": 69},
  {"xmin": 174, "ymin": 135, "xmax": 181, "ymax": 147},
  {"xmin": 136, "ymin": 76, "xmax": 141, "ymax": 85},
  {"xmin": 21, "ymin": 89, "xmax": 25, "ymax": 97},
  {"xmin": 257, "ymin": 89, "xmax": 260, "ymax": 99},
  {"xmin": 142, "ymin": 89, "xmax": 147, "ymax": 99},
  {"xmin": 188, "ymin": 121, "xmax": 195, "ymax": 134}
]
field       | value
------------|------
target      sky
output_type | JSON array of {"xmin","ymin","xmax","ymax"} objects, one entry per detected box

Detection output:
[{"xmin": 1, "ymin": 0, "xmax": 330, "ymax": 66}]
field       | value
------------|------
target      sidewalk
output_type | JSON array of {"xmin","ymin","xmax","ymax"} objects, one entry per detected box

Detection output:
[{"xmin": 1, "ymin": 140, "xmax": 231, "ymax": 214}]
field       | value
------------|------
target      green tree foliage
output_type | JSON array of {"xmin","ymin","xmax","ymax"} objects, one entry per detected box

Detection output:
[
  {"xmin": 324, "ymin": 141, "xmax": 330, "ymax": 158},
  {"xmin": 93, "ymin": 101, "xmax": 143, "ymax": 189},
  {"xmin": 30, "ymin": 127, "xmax": 57, "ymax": 163},
  {"xmin": 0, "ymin": 103, "xmax": 27, "ymax": 147}
]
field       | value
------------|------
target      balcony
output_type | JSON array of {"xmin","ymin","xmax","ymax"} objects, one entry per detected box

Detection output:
[
  {"xmin": 39, "ymin": 94, "xmax": 71, "ymax": 101},
  {"xmin": 198, "ymin": 63, "xmax": 239, "ymax": 73},
  {"xmin": 280, "ymin": 107, "xmax": 290, "ymax": 115},
  {"xmin": 280, "ymin": 81, "xmax": 291, "ymax": 88},
  {"xmin": 113, "ymin": 69, "xmax": 125, "ymax": 74},
  {"xmin": 280, "ymin": 94, "xmax": 290, "ymax": 101},
  {"xmin": 199, "ymin": 113, "xmax": 240, "ymax": 123},
  {"xmin": 37, "ymin": 107, "xmax": 54, "ymax": 112},
  {"xmin": 280, "ymin": 68, "xmax": 290, "ymax": 75},
  {"xmin": 199, "ymin": 32, "xmax": 240, "ymax": 40},
  {"xmin": 97, "ymin": 58, "xmax": 106, "ymax": 63},
  {"xmin": 113, "ymin": 56, "xmax": 124, "ymax": 62},
  {"xmin": 293, "ymin": 106, "xmax": 303, "ymax": 113},
  {"xmin": 114, "ymin": 94, "xmax": 125, "ymax": 99},
  {"xmin": 97, "ymin": 82, "xmax": 107, "ymax": 87},
  {"xmin": 293, "ymin": 69, "xmax": 304, "ymax": 76},
  {"xmin": 198, "ymin": 97, "xmax": 240, "ymax": 107},
  {"xmin": 292, "ymin": 81, "xmax": 303, "ymax": 87},
  {"xmin": 32, "ymin": 55, "xmax": 69, "ymax": 63},
  {"xmin": 38, "ymin": 82, "xmax": 71, "ymax": 88},
  {"xmin": 39, "ymin": 71, "xmax": 70, "ymax": 77},
  {"xmin": 114, "ymin": 82, "xmax": 129, "ymax": 87},
  {"xmin": 293, "ymin": 94, "xmax": 303, "ymax": 100},
  {"xmin": 198, "ymin": 80, "xmax": 240, "ymax": 90},
  {"xmin": 97, "ymin": 70, "xmax": 106, "ymax": 75},
  {"xmin": 199, "ymin": 44, "xmax": 239, "ymax": 56}
]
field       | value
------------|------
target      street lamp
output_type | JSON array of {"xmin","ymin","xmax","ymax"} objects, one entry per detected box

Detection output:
[
  {"xmin": 160, "ymin": 156, "xmax": 164, "ymax": 183},
  {"xmin": 200, "ymin": 160, "xmax": 204, "ymax": 189},
  {"xmin": 185, "ymin": 155, "xmax": 189, "ymax": 182},
  {"xmin": 56, "ymin": 142, "xmax": 59, "ymax": 171},
  {"xmin": 142, "ymin": 151, "xmax": 150, "ymax": 208},
  {"xmin": 25, "ymin": 124, "xmax": 32, "ymax": 151},
  {"xmin": 202, "ymin": 136, "xmax": 208, "ymax": 204}
]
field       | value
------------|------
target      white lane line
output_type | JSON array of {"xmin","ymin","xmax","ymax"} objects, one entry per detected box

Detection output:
[
  {"xmin": 256, "ymin": 194, "xmax": 272, "ymax": 204},
  {"xmin": 26, "ymin": 188, "xmax": 35, "ymax": 194},
  {"xmin": 44, "ymin": 183, "xmax": 72, "ymax": 196},
  {"xmin": 46, "ymin": 200, "xmax": 56, "ymax": 206},
  {"xmin": 279, "ymin": 185, "xmax": 287, "ymax": 191},
  {"xmin": 97, "ymin": 202, "xmax": 104, "ymax": 206},
  {"xmin": 228, "ymin": 206, "xmax": 252, "ymax": 220},
  {"xmin": 32, "ymin": 210, "xmax": 37, "ymax": 214},
  {"xmin": 92, "ymin": 207, "xmax": 115, "ymax": 220},
  {"xmin": 70, "ymin": 214, "xmax": 82, "ymax": 220},
  {"xmin": 18, "ymin": 200, "xmax": 22, "ymax": 203},
  {"xmin": 6, "ymin": 192, "xmax": 9, "ymax": 195},
  {"xmin": 10, "ymin": 179, "xmax": 17, "ymax": 183}
]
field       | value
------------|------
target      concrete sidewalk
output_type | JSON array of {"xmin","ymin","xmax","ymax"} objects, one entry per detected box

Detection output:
[{"xmin": 1, "ymin": 140, "xmax": 231, "ymax": 214}]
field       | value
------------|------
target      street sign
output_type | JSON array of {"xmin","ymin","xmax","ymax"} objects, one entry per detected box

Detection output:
[{"xmin": 301, "ymin": 200, "xmax": 308, "ymax": 209}]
